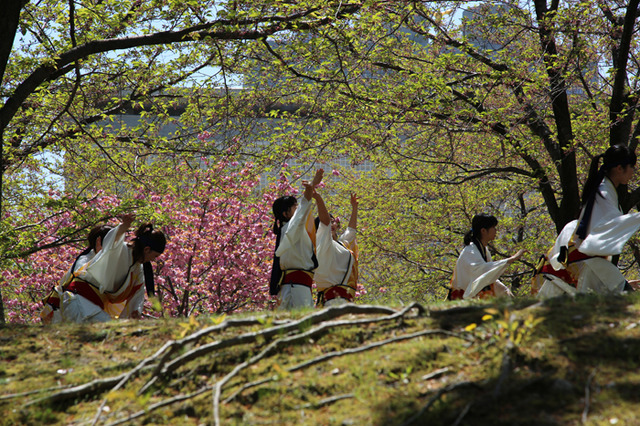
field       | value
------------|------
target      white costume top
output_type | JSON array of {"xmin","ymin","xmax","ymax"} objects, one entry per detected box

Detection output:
[
  {"xmin": 73, "ymin": 224, "xmax": 146, "ymax": 318},
  {"xmin": 540, "ymin": 177, "xmax": 640, "ymax": 297},
  {"xmin": 59, "ymin": 250, "xmax": 95, "ymax": 286},
  {"xmin": 314, "ymin": 224, "xmax": 356, "ymax": 290},
  {"xmin": 275, "ymin": 196, "xmax": 315, "ymax": 271},
  {"xmin": 548, "ymin": 177, "xmax": 640, "ymax": 264},
  {"xmin": 575, "ymin": 177, "xmax": 640, "ymax": 256},
  {"xmin": 451, "ymin": 242, "xmax": 510, "ymax": 299}
]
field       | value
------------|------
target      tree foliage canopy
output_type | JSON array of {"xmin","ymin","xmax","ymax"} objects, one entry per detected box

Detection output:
[{"xmin": 3, "ymin": 0, "xmax": 640, "ymax": 321}]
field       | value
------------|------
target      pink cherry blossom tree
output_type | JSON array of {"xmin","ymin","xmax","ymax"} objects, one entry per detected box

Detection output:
[{"xmin": 1, "ymin": 159, "xmax": 297, "ymax": 323}]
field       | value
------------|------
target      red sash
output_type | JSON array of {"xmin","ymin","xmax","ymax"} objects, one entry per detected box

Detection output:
[
  {"xmin": 67, "ymin": 280, "xmax": 106, "ymax": 309},
  {"xmin": 323, "ymin": 285, "xmax": 354, "ymax": 302},
  {"xmin": 536, "ymin": 248, "xmax": 597, "ymax": 288},
  {"xmin": 449, "ymin": 284, "xmax": 495, "ymax": 300},
  {"xmin": 282, "ymin": 270, "xmax": 314, "ymax": 288},
  {"xmin": 449, "ymin": 288, "xmax": 464, "ymax": 300}
]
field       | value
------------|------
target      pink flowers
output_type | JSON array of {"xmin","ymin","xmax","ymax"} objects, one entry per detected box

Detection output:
[{"xmin": 1, "ymin": 159, "xmax": 369, "ymax": 323}]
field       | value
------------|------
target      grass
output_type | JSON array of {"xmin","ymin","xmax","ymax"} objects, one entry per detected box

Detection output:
[{"xmin": 1, "ymin": 294, "xmax": 640, "ymax": 425}]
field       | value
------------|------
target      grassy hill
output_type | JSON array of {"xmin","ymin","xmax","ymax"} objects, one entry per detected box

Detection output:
[{"xmin": 1, "ymin": 294, "xmax": 640, "ymax": 425}]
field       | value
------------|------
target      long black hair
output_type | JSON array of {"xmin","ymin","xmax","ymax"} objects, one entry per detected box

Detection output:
[
  {"xmin": 581, "ymin": 144, "xmax": 636, "ymax": 206},
  {"xmin": 577, "ymin": 144, "xmax": 636, "ymax": 239},
  {"xmin": 463, "ymin": 213, "xmax": 498, "ymax": 261},
  {"xmin": 272, "ymin": 196, "xmax": 297, "ymax": 237},
  {"xmin": 269, "ymin": 195, "xmax": 297, "ymax": 295},
  {"xmin": 131, "ymin": 223, "xmax": 166, "ymax": 297}
]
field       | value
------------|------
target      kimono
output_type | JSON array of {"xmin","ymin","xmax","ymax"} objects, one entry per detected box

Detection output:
[
  {"xmin": 41, "ymin": 224, "xmax": 146, "ymax": 323},
  {"xmin": 534, "ymin": 177, "xmax": 640, "ymax": 298},
  {"xmin": 314, "ymin": 223, "xmax": 358, "ymax": 307},
  {"xmin": 274, "ymin": 196, "xmax": 317, "ymax": 309},
  {"xmin": 40, "ymin": 250, "xmax": 95, "ymax": 324},
  {"xmin": 449, "ymin": 242, "xmax": 512, "ymax": 300}
]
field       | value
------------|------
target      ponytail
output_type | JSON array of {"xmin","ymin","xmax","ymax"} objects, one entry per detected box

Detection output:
[
  {"xmin": 464, "ymin": 213, "xmax": 498, "ymax": 262},
  {"xmin": 580, "ymin": 153, "xmax": 606, "ymax": 207},
  {"xmin": 463, "ymin": 229, "xmax": 474, "ymax": 246},
  {"xmin": 582, "ymin": 144, "xmax": 637, "ymax": 206},
  {"xmin": 577, "ymin": 145, "xmax": 637, "ymax": 239},
  {"xmin": 132, "ymin": 223, "xmax": 166, "ymax": 297}
]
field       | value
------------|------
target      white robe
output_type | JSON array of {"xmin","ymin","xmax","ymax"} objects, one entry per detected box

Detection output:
[
  {"xmin": 275, "ymin": 196, "xmax": 315, "ymax": 309},
  {"xmin": 275, "ymin": 197, "xmax": 315, "ymax": 271},
  {"xmin": 59, "ymin": 224, "xmax": 146, "ymax": 322},
  {"xmin": 44, "ymin": 250, "xmax": 98, "ymax": 324},
  {"xmin": 451, "ymin": 243, "xmax": 511, "ymax": 299},
  {"xmin": 314, "ymin": 224, "xmax": 356, "ymax": 291},
  {"xmin": 538, "ymin": 177, "xmax": 640, "ymax": 297}
]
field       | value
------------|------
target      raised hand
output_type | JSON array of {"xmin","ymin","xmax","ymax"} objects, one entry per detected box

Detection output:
[
  {"xmin": 120, "ymin": 213, "xmax": 136, "ymax": 230},
  {"xmin": 350, "ymin": 193, "xmax": 359, "ymax": 209},
  {"xmin": 312, "ymin": 168, "xmax": 324, "ymax": 187}
]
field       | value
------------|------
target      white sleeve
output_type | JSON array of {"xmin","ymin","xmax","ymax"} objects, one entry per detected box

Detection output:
[
  {"xmin": 316, "ymin": 222, "xmax": 334, "ymax": 260},
  {"xmin": 275, "ymin": 197, "xmax": 312, "ymax": 257},
  {"xmin": 79, "ymin": 224, "xmax": 132, "ymax": 293},
  {"xmin": 339, "ymin": 227, "xmax": 356, "ymax": 247},
  {"xmin": 455, "ymin": 245, "xmax": 510, "ymax": 299},
  {"xmin": 579, "ymin": 212, "xmax": 640, "ymax": 256}
]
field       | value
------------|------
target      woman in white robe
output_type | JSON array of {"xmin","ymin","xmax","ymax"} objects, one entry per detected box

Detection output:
[
  {"xmin": 449, "ymin": 213, "xmax": 524, "ymax": 300},
  {"xmin": 54, "ymin": 214, "xmax": 165, "ymax": 323},
  {"xmin": 40, "ymin": 224, "xmax": 113, "ymax": 324},
  {"xmin": 312, "ymin": 191, "xmax": 359, "ymax": 307},
  {"xmin": 270, "ymin": 169, "xmax": 323, "ymax": 310},
  {"xmin": 536, "ymin": 144, "xmax": 640, "ymax": 298}
]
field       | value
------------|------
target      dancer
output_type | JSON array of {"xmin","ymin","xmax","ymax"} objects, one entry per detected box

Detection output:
[
  {"xmin": 270, "ymin": 169, "xmax": 323, "ymax": 310},
  {"xmin": 47, "ymin": 213, "xmax": 165, "ymax": 323},
  {"xmin": 449, "ymin": 213, "xmax": 524, "ymax": 300},
  {"xmin": 40, "ymin": 224, "xmax": 113, "ymax": 323},
  {"xmin": 533, "ymin": 144, "xmax": 640, "ymax": 297},
  {"xmin": 313, "ymin": 190, "xmax": 359, "ymax": 307}
]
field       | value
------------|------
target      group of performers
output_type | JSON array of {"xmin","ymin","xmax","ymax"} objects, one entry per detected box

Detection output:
[
  {"xmin": 270, "ymin": 169, "xmax": 359, "ymax": 310},
  {"xmin": 452, "ymin": 144, "xmax": 640, "ymax": 300},
  {"xmin": 40, "ymin": 144, "xmax": 640, "ymax": 322}
]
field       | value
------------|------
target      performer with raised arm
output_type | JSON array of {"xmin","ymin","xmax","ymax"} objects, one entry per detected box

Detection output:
[
  {"xmin": 41, "ymin": 224, "xmax": 113, "ymax": 323},
  {"xmin": 46, "ymin": 213, "xmax": 166, "ymax": 323},
  {"xmin": 449, "ymin": 213, "xmax": 524, "ymax": 300},
  {"xmin": 270, "ymin": 169, "xmax": 324, "ymax": 310},
  {"xmin": 313, "ymin": 190, "xmax": 359, "ymax": 307}
]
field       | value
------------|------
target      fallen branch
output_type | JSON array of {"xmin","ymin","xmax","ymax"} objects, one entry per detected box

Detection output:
[
  {"xmin": 212, "ymin": 303, "xmax": 425, "ymax": 426},
  {"xmin": 581, "ymin": 368, "xmax": 597, "ymax": 424},
  {"xmin": 105, "ymin": 384, "xmax": 213, "ymax": 426},
  {"xmin": 154, "ymin": 304, "xmax": 401, "ymax": 381},
  {"xmin": 0, "ymin": 384, "xmax": 76, "ymax": 401},
  {"xmin": 420, "ymin": 367, "xmax": 450, "ymax": 381},
  {"xmin": 224, "ymin": 329, "xmax": 462, "ymax": 404},
  {"xmin": 23, "ymin": 318, "xmax": 286, "ymax": 410},
  {"xmin": 451, "ymin": 401, "xmax": 472, "ymax": 426},
  {"xmin": 289, "ymin": 329, "xmax": 461, "ymax": 372},
  {"xmin": 493, "ymin": 341, "xmax": 514, "ymax": 398},
  {"xmin": 23, "ymin": 373, "xmax": 128, "ymax": 407},
  {"xmin": 296, "ymin": 393, "xmax": 355, "ymax": 409}
]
